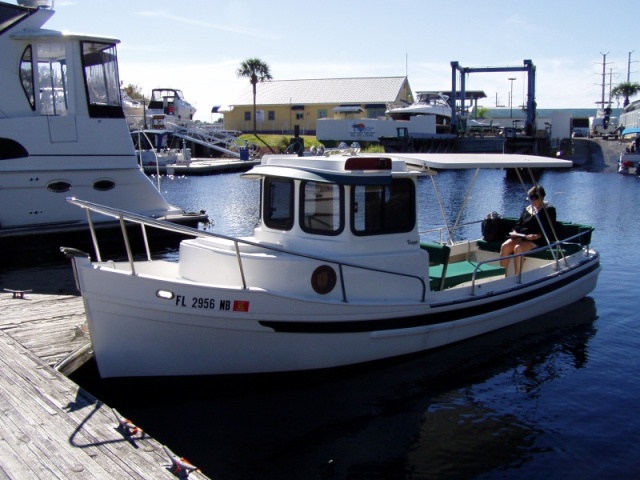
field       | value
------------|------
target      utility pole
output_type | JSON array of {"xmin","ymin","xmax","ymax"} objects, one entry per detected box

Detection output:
[
  {"xmin": 598, "ymin": 52, "xmax": 611, "ymax": 108},
  {"xmin": 508, "ymin": 77, "xmax": 516, "ymax": 118},
  {"xmin": 627, "ymin": 50, "xmax": 637, "ymax": 83}
]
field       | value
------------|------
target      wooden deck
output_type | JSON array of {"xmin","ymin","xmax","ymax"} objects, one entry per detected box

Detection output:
[{"xmin": 0, "ymin": 292, "xmax": 208, "ymax": 479}]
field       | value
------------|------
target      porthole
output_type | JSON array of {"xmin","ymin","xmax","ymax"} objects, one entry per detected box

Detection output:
[
  {"xmin": 311, "ymin": 265, "xmax": 337, "ymax": 295},
  {"xmin": 93, "ymin": 179, "xmax": 116, "ymax": 191},
  {"xmin": 47, "ymin": 181, "xmax": 71, "ymax": 193}
]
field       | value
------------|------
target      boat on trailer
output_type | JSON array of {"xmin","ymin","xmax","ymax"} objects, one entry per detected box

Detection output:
[
  {"xmin": 63, "ymin": 152, "xmax": 600, "ymax": 378},
  {"xmin": 0, "ymin": 1, "xmax": 207, "ymax": 259}
]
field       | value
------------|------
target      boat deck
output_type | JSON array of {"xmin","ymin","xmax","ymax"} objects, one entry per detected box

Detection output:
[
  {"xmin": 143, "ymin": 157, "xmax": 260, "ymax": 176},
  {"xmin": 0, "ymin": 291, "xmax": 209, "ymax": 479}
]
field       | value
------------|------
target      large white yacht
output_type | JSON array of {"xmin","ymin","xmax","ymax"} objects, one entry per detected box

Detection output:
[{"xmin": 0, "ymin": 1, "xmax": 207, "ymax": 260}]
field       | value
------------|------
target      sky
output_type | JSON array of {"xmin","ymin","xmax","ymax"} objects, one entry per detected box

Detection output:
[{"xmin": 34, "ymin": 0, "xmax": 640, "ymax": 122}]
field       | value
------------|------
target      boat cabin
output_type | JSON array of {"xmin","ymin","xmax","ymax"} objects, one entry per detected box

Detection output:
[
  {"xmin": 177, "ymin": 155, "xmax": 430, "ymax": 302},
  {"xmin": 244, "ymin": 155, "xmax": 420, "ymax": 251},
  {"xmin": 3, "ymin": 8, "xmax": 124, "ymax": 121}
]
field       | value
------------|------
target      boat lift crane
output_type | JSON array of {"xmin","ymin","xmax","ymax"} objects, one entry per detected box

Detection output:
[
  {"xmin": 165, "ymin": 120, "xmax": 259, "ymax": 158},
  {"xmin": 449, "ymin": 60, "xmax": 537, "ymax": 136}
]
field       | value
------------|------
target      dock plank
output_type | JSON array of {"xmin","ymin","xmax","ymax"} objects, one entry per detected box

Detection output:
[{"xmin": 0, "ymin": 292, "xmax": 209, "ymax": 479}]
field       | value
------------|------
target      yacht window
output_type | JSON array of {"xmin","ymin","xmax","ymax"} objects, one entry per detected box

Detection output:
[
  {"xmin": 36, "ymin": 42, "xmax": 68, "ymax": 115},
  {"xmin": 19, "ymin": 46, "xmax": 35, "ymax": 111},
  {"xmin": 300, "ymin": 181, "xmax": 343, "ymax": 235},
  {"xmin": 351, "ymin": 178, "xmax": 415, "ymax": 236},
  {"xmin": 264, "ymin": 177, "xmax": 294, "ymax": 230},
  {"xmin": 81, "ymin": 41, "xmax": 124, "ymax": 118}
]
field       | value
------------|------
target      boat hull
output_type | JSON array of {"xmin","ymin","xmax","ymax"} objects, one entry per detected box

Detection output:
[{"xmin": 72, "ymin": 254, "xmax": 600, "ymax": 378}]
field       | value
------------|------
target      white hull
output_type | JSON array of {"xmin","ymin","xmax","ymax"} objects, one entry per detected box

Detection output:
[
  {"xmin": 0, "ymin": 2, "xmax": 205, "ymax": 246},
  {"xmin": 64, "ymin": 153, "xmax": 598, "ymax": 378},
  {"xmin": 618, "ymin": 153, "xmax": 640, "ymax": 175},
  {"xmin": 73, "ymin": 253, "xmax": 599, "ymax": 378}
]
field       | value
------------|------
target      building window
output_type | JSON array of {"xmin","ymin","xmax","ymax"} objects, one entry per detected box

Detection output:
[
  {"xmin": 317, "ymin": 109, "xmax": 328, "ymax": 119},
  {"xmin": 367, "ymin": 108, "xmax": 386, "ymax": 118},
  {"xmin": 268, "ymin": 110, "xmax": 275, "ymax": 121},
  {"xmin": 244, "ymin": 111, "xmax": 251, "ymax": 121},
  {"xmin": 295, "ymin": 112, "xmax": 304, "ymax": 120}
]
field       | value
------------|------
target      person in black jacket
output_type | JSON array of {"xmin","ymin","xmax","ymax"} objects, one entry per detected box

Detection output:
[{"xmin": 500, "ymin": 186, "xmax": 557, "ymax": 276}]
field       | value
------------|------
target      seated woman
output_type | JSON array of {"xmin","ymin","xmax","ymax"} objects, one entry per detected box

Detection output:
[{"xmin": 500, "ymin": 186, "xmax": 557, "ymax": 276}]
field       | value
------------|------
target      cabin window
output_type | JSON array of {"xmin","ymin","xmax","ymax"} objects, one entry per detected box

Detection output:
[
  {"xmin": 268, "ymin": 110, "xmax": 275, "ymax": 121},
  {"xmin": 351, "ymin": 178, "xmax": 415, "ymax": 236},
  {"xmin": 81, "ymin": 41, "xmax": 124, "ymax": 118},
  {"xmin": 36, "ymin": 42, "xmax": 69, "ymax": 115},
  {"xmin": 300, "ymin": 181, "xmax": 343, "ymax": 235},
  {"xmin": 263, "ymin": 177, "xmax": 294, "ymax": 230},
  {"xmin": 317, "ymin": 109, "xmax": 328, "ymax": 119},
  {"xmin": 244, "ymin": 111, "xmax": 251, "ymax": 121},
  {"xmin": 20, "ymin": 46, "xmax": 35, "ymax": 111}
]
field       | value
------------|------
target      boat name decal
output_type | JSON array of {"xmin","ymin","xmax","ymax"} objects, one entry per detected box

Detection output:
[{"xmin": 173, "ymin": 295, "xmax": 250, "ymax": 312}]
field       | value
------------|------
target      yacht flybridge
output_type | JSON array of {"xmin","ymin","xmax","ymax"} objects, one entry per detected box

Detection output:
[{"xmin": 0, "ymin": 0, "xmax": 207, "ymax": 260}]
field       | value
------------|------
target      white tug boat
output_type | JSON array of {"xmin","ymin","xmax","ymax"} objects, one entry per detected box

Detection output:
[
  {"xmin": 0, "ymin": 1, "xmax": 206, "ymax": 258},
  {"xmin": 63, "ymin": 152, "xmax": 600, "ymax": 378}
]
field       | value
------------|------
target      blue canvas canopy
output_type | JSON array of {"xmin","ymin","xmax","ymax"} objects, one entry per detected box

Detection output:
[{"xmin": 621, "ymin": 127, "xmax": 640, "ymax": 137}]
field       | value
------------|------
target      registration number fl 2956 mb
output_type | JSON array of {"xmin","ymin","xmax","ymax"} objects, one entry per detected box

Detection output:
[{"xmin": 174, "ymin": 295, "xmax": 249, "ymax": 312}]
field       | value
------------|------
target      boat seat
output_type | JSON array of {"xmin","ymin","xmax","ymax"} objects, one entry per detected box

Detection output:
[
  {"xmin": 421, "ymin": 241, "xmax": 505, "ymax": 290},
  {"xmin": 476, "ymin": 220, "xmax": 593, "ymax": 260}
]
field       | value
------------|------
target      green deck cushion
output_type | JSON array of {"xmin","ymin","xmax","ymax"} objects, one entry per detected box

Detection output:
[{"xmin": 429, "ymin": 261, "xmax": 505, "ymax": 290}]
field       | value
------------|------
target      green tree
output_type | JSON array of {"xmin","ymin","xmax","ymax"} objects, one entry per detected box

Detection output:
[
  {"xmin": 123, "ymin": 83, "xmax": 145, "ymax": 101},
  {"xmin": 612, "ymin": 81, "xmax": 640, "ymax": 107},
  {"xmin": 236, "ymin": 58, "xmax": 273, "ymax": 134},
  {"xmin": 476, "ymin": 106, "xmax": 490, "ymax": 119}
]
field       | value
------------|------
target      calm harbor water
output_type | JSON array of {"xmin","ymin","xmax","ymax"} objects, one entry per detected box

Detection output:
[{"xmin": 3, "ymin": 164, "xmax": 640, "ymax": 479}]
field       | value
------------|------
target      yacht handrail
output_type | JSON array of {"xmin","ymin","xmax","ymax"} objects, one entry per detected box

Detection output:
[{"xmin": 64, "ymin": 198, "xmax": 427, "ymax": 302}]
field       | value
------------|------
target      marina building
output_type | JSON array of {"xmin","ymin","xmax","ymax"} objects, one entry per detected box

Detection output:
[
  {"xmin": 219, "ymin": 76, "xmax": 618, "ymax": 145},
  {"xmin": 219, "ymin": 76, "xmax": 413, "ymax": 134}
]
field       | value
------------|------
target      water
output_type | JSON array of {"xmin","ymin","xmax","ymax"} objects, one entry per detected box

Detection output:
[{"xmin": 4, "ymin": 167, "xmax": 640, "ymax": 479}]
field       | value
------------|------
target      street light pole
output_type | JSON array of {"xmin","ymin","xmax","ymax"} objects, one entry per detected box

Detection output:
[{"xmin": 508, "ymin": 77, "xmax": 516, "ymax": 118}]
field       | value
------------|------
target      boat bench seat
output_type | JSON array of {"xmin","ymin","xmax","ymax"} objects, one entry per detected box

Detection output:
[
  {"xmin": 476, "ymin": 219, "xmax": 592, "ymax": 260},
  {"xmin": 421, "ymin": 241, "xmax": 505, "ymax": 290}
]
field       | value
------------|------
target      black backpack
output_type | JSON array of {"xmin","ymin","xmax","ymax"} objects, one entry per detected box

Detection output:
[{"xmin": 481, "ymin": 211, "xmax": 505, "ymax": 242}]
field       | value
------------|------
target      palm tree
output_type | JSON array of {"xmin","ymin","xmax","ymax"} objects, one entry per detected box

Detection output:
[
  {"xmin": 612, "ymin": 81, "xmax": 640, "ymax": 108},
  {"xmin": 236, "ymin": 58, "xmax": 273, "ymax": 134}
]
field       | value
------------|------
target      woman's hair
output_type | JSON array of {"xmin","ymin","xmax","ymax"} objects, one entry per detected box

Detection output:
[{"xmin": 528, "ymin": 185, "xmax": 546, "ymax": 198}]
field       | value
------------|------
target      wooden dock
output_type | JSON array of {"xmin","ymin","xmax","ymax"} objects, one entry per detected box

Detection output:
[{"xmin": 0, "ymin": 292, "xmax": 208, "ymax": 479}]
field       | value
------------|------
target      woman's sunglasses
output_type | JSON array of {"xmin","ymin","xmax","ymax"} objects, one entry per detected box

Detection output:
[{"xmin": 528, "ymin": 194, "xmax": 540, "ymax": 200}]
